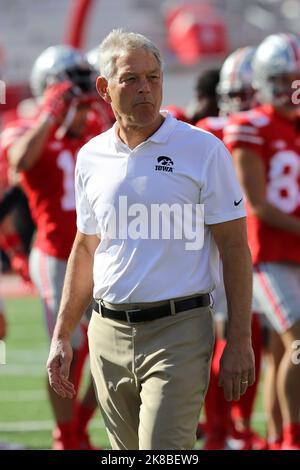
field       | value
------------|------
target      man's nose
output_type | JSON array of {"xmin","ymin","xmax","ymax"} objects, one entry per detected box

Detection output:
[{"xmin": 138, "ymin": 77, "xmax": 151, "ymax": 93}]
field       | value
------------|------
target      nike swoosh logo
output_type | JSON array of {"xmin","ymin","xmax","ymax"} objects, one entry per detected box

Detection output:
[{"xmin": 234, "ymin": 198, "xmax": 243, "ymax": 206}]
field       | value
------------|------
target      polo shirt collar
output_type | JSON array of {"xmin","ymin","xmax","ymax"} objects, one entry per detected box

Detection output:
[
  {"xmin": 111, "ymin": 111, "xmax": 178, "ymax": 148},
  {"xmin": 147, "ymin": 111, "xmax": 178, "ymax": 143}
]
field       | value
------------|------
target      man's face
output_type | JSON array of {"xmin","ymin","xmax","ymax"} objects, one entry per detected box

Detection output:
[{"xmin": 106, "ymin": 48, "xmax": 163, "ymax": 128}]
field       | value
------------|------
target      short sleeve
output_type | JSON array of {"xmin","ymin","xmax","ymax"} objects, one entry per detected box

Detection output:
[
  {"xmin": 75, "ymin": 161, "xmax": 98, "ymax": 234},
  {"xmin": 200, "ymin": 141, "xmax": 246, "ymax": 225},
  {"xmin": 223, "ymin": 116, "xmax": 265, "ymax": 157}
]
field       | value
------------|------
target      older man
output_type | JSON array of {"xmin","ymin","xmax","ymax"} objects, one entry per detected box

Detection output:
[{"xmin": 47, "ymin": 29, "xmax": 254, "ymax": 450}]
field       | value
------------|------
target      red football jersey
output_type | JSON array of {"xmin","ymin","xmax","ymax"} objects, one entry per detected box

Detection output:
[
  {"xmin": 196, "ymin": 116, "xmax": 229, "ymax": 141},
  {"xmin": 89, "ymin": 100, "xmax": 115, "ymax": 131},
  {"xmin": 164, "ymin": 105, "xmax": 191, "ymax": 123},
  {"xmin": 224, "ymin": 104, "xmax": 300, "ymax": 265},
  {"xmin": 0, "ymin": 118, "xmax": 33, "ymax": 197},
  {"xmin": 1, "ymin": 116, "xmax": 102, "ymax": 260}
]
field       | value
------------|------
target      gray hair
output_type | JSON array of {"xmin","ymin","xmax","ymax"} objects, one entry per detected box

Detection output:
[{"xmin": 98, "ymin": 29, "xmax": 163, "ymax": 81}]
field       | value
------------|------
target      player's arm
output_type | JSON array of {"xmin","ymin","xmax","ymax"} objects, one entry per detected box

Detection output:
[
  {"xmin": 211, "ymin": 217, "xmax": 255, "ymax": 401},
  {"xmin": 47, "ymin": 230, "xmax": 99, "ymax": 398},
  {"xmin": 233, "ymin": 147, "xmax": 300, "ymax": 235},
  {"xmin": 8, "ymin": 116, "xmax": 55, "ymax": 172},
  {"xmin": 8, "ymin": 82, "xmax": 73, "ymax": 172}
]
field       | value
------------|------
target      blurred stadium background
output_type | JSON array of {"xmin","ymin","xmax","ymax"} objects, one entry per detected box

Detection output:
[
  {"xmin": 0, "ymin": 0, "xmax": 298, "ymax": 450},
  {"xmin": 1, "ymin": 0, "xmax": 299, "ymax": 107}
]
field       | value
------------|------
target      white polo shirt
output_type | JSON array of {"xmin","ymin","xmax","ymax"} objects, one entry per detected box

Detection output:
[{"xmin": 75, "ymin": 111, "xmax": 245, "ymax": 303}]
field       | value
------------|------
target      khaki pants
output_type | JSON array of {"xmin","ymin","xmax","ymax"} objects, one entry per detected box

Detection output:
[{"xmin": 88, "ymin": 305, "xmax": 214, "ymax": 450}]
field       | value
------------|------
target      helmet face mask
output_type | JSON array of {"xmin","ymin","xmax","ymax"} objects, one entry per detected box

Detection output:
[
  {"xmin": 64, "ymin": 66, "xmax": 95, "ymax": 93},
  {"xmin": 217, "ymin": 46, "xmax": 256, "ymax": 115},
  {"xmin": 220, "ymin": 88, "xmax": 256, "ymax": 114}
]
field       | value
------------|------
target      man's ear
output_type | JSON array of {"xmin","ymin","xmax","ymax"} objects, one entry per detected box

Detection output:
[{"xmin": 96, "ymin": 76, "xmax": 111, "ymax": 103}]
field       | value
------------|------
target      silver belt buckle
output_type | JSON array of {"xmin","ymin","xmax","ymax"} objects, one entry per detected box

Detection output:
[
  {"xmin": 125, "ymin": 308, "xmax": 141, "ymax": 323},
  {"xmin": 99, "ymin": 299, "xmax": 105, "ymax": 314}
]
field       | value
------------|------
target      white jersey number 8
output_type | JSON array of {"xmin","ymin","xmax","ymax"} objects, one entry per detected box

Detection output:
[{"xmin": 267, "ymin": 150, "xmax": 300, "ymax": 213}]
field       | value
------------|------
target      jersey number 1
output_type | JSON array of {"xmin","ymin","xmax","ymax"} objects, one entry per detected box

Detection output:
[{"xmin": 57, "ymin": 150, "xmax": 76, "ymax": 211}]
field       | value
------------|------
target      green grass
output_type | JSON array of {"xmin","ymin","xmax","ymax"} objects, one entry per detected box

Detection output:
[
  {"xmin": 0, "ymin": 297, "xmax": 266, "ymax": 450},
  {"xmin": 0, "ymin": 297, "xmax": 110, "ymax": 449}
]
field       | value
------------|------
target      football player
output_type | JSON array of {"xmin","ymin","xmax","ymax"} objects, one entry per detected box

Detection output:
[
  {"xmin": 224, "ymin": 33, "xmax": 300, "ymax": 450},
  {"xmin": 6, "ymin": 45, "xmax": 104, "ymax": 450},
  {"xmin": 196, "ymin": 47, "xmax": 265, "ymax": 451}
]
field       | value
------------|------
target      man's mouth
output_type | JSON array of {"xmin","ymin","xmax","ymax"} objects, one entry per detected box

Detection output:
[{"xmin": 134, "ymin": 101, "xmax": 153, "ymax": 106}]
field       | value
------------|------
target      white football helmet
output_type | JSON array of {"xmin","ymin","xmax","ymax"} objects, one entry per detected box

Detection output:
[
  {"xmin": 30, "ymin": 45, "xmax": 95, "ymax": 97},
  {"xmin": 252, "ymin": 33, "xmax": 300, "ymax": 106},
  {"xmin": 86, "ymin": 46, "xmax": 100, "ymax": 72},
  {"xmin": 217, "ymin": 46, "xmax": 256, "ymax": 115}
]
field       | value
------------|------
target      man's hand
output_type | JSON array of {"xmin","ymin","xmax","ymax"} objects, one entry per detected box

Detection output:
[
  {"xmin": 218, "ymin": 340, "xmax": 255, "ymax": 401},
  {"xmin": 47, "ymin": 338, "xmax": 76, "ymax": 399},
  {"xmin": 41, "ymin": 81, "xmax": 74, "ymax": 122}
]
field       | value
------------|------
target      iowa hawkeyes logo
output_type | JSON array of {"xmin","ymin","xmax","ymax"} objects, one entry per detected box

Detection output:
[{"xmin": 155, "ymin": 156, "xmax": 174, "ymax": 172}]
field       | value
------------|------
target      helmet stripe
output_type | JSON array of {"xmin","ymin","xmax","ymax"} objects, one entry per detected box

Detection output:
[
  {"xmin": 284, "ymin": 33, "xmax": 300, "ymax": 68},
  {"xmin": 229, "ymin": 47, "xmax": 247, "ymax": 87}
]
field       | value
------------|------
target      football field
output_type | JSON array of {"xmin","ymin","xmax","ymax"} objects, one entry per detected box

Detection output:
[
  {"xmin": 0, "ymin": 297, "xmax": 110, "ymax": 449},
  {"xmin": 0, "ymin": 296, "xmax": 266, "ymax": 450}
]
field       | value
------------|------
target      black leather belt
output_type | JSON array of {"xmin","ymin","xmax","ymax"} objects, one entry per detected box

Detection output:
[{"xmin": 93, "ymin": 294, "xmax": 210, "ymax": 324}]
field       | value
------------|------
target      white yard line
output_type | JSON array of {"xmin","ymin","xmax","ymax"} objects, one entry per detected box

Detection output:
[
  {"xmin": 0, "ymin": 365, "xmax": 44, "ymax": 376},
  {"xmin": 0, "ymin": 413, "xmax": 266, "ymax": 433},
  {"xmin": 0, "ymin": 390, "xmax": 46, "ymax": 401},
  {"xmin": 7, "ymin": 350, "xmax": 48, "ymax": 363}
]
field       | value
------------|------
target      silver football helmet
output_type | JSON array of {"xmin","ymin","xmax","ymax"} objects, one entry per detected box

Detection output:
[
  {"xmin": 217, "ymin": 46, "xmax": 256, "ymax": 115},
  {"xmin": 86, "ymin": 46, "xmax": 101, "ymax": 93},
  {"xmin": 252, "ymin": 33, "xmax": 300, "ymax": 106},
  {"xmin": 86, "ymin": 46, "xmax": 100, "ymax": 72},
  {"xmin": 30, "ymin": 45, "xmax": 95, "ymax": 97}
]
